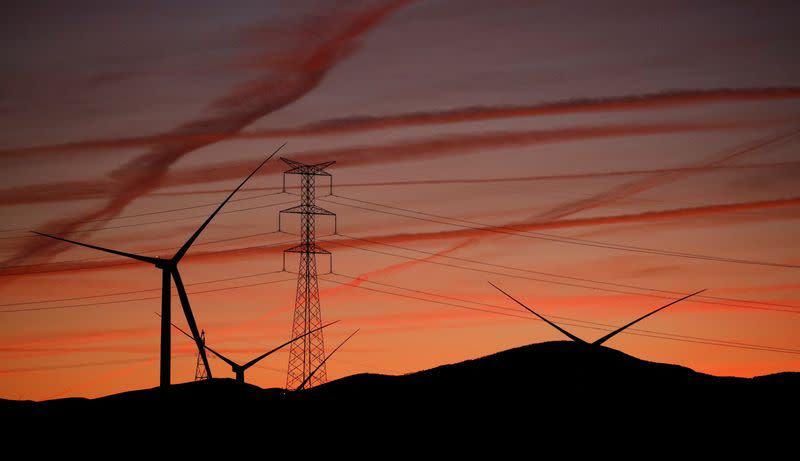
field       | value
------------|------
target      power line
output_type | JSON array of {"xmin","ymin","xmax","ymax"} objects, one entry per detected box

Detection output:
[
  {"xmin": 0, "ymin": 270, "xmax": 285, "ymax": 307},
  {"xmin": 1, "ymin": 356, "xmax": 158, "ymax": 373},
  {"xmin": 0, "ymin": 353, "xmax": 203, "ymax": 375},
  {"xmin": 333, "ymin": 233, "xmax": 800, "ymax": 311},
  {"xmin": 318, "ymin": 274, "xmax": 800, "ymax": 356},
  {"xmin": 320, "ymin": 236, "xmax": 799, "ymax": 314},
  {"xmin": 319, "ymin": 193, "xmax": 800, "ymax": 269},
  {"xmin": 8, "ymin": 219, "xmax": 794, "ymax": 316},
  {"xmin": 327, "ymin": 271, "xmax": 799, "ymax": 352},
  {"xmin": 0, "ymin": 198, "xmax": 296, "ymax": 240},
  {"xmin": 328, "ymin": 193, "xmax": 800, "ymax": 269},
  {"xmin": 4, "ymin": 258, "xmax": 796, "ymax": 358},
  {"xmin": 12, "ymin": 227, "xmax": 791, "ymax": 315},
  {"xmin": 0, "ymin": 191, "xmax": 288, "ymax": 234},
  {"xmin": 5, "ymin": 191, "xmax": 796, "ymax": 315},
  {"xmin": 0, "ymin": 276, "xmax": 295, "ymax": 313},
  {"xmin": 12, "ymin": 185, "xmax": 787, "ymax": 277},
  {"xmin": 1, "ymin": 236, "xmax": 294, "ymax": 273},
  {"xmin": 4, "ymin": 264, "xmax": 796, "ymax": 357}
]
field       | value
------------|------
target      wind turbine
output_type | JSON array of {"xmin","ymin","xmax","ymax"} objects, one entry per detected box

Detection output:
[
  {"xmin": 489, "ymin": 282, "xmax": 705, "ymax": 346},
  {"xmin": 296, "ymin": 329, "xmax": 359, "ymax": 391},
  {"xmin": 33, "ymin": 143, "xmax": 285, "ymax": 388},
  {"xmin": 164, "ymin": 315, "xmax": 339, "ymax": 384}
]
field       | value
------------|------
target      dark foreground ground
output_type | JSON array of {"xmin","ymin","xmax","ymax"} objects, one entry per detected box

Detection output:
[{"xmin": 3, "ymin": 341, "xmax": 797, "ymax": 436}]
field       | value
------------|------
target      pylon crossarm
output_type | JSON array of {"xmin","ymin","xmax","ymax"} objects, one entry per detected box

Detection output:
[
  {"xmin": 284, "ymin": 243, "xmax": 331, "ymax": 254},
  {"xmin": 281, "ymin": 158, "xmax": 335, "ymax": 175},
  {"xmin": 280, "ymin": 205, "xmax": 334, "ymax": 215}
]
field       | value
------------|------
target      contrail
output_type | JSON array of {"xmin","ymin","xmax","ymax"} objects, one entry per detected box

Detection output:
[
  {"xmin": 1, "ymin": 118, "xmax": 790, "ymax": 207},
  {"xmin": 146, "ymin": 159, "xmax": 800, "ymax": 198},
  {"xmin": 4, "ymin": 196, "xmax": 797, "ymax": 277},
  {"xmin": 0, "ymin": 0, "xmax": 413, "ymax": 270},
  {"xmin": 325, "ymin": 238, "xmax": 478, "ymax": 293},
  {"xmin": 531, "ymin": 128, "xmax": 800, "ymax": 223},
  {"xmin": 4, "ymin": 87, "xmax": 799, "ymax": 158}
]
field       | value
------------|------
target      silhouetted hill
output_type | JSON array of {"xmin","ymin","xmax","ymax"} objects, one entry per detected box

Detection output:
[
  {"xmin": 3, "ymin": 341, "xmax": 797, "ymax": 432},
  {"xmin": 295, "ymin": 341, "xmax": 797, "ymax": 416}
]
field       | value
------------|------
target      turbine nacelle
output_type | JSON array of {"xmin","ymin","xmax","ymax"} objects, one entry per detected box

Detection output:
[{"xmin": 154, "ymin": 259, "xmax": 175, "ymax": 270}]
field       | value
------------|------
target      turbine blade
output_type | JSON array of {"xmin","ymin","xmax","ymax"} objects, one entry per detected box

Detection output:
[
  {"xmin": 489, "ymin": 282, "xmax": 587, "ymax": 344},
  {"xmin": 592, "ymin": 289, "xmax": 706, "ymax": 346},
  {"xmin": 296, "ymin": 328, "xmax": 359, "ymax": 391},
  {"xmin": 199, "ymin": 343, "xmax": 238, "ymax": 370},
  {"xmin": 172, "ymin": 142, "xmax": 285, "ymax": 262},
  {"xmin": 155, "ymin": 312, "xmax": 238, "ymax": 369},
  {"xmin": 171, "ymin": 268, "xmax": 213, "ymax": 378},
  {"xmin": 31, "ymin": 231, "xmax": 160, "ymax": 265},
  {"xmin": 241, "ymin": 319, "xmax": 340, "ymax": 370}
]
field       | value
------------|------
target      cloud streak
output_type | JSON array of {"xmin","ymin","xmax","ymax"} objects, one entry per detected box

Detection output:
[
  {"xmin": 531, "ymin": 129, "xmax": 800, "ymax": 222},
  {"xmin": 2, "ymin": 117, "xmax": 790, "ymax": 208},
  {"xmin": 4, "ymin": 87, "xmax": 799, "ymax": 158},
  {"xmin": 147, "ymin": 159, "xmax": 800, "ymax": 198},
  {"xmin": 0, "ymin": 0, "xmax": 413, "ymax": 269},
  {"xmin": 5, "ymin": 196, "xmax": 798, "ymax": 277},
  {"xmin": 325, "ymin": 237, "xmax": 478, "ymax": 293},
  {"xmin": 361, "ymin": 196, "xmax": 800, "ymax": 246}
]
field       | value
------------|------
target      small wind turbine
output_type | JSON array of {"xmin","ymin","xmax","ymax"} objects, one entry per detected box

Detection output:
[
  {"xmin": 33, "ymin": 143, "xmax": 285, "ymax": 388},
  {"xmin": 296, "ymin": 329, "xmax": 359, "ymax": 391},
  {"xmin": 489, "ymin": 282, "xmax": 705, "ymax": 346},
  {"xmin": 163, "ymin": 315, "xmax": 339, "ymax": 384}
]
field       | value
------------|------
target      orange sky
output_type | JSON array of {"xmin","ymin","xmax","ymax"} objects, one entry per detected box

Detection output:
[{"xmin": 1, "ymin": 0, "xmax": 799, "ymax": 400}]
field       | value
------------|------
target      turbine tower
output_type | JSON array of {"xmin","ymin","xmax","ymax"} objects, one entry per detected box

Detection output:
[{"xmin": 279, "ymin": 157, "xmax": 336, "ymax": 390}]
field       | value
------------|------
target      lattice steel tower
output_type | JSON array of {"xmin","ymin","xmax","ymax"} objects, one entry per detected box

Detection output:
[
  {"xmin": 279, "ymin": 158, "xmax": 335, "ymax": 390},
  {"xmin": 194, "ymin": 329, "xmax": 208, "ymax": 381}
]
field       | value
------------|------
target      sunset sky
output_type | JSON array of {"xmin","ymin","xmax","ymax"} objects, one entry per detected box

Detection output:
[{"xmin": 2, "ymin": 0, "xmax": 799, "ymax": 400}]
